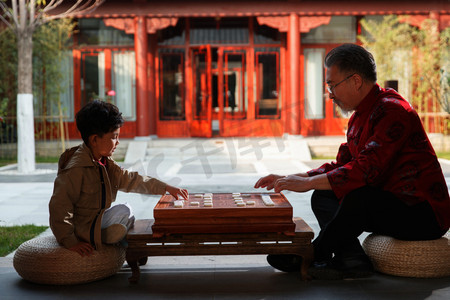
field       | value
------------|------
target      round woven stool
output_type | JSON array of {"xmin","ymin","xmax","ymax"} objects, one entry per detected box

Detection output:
[
  {"xmin": 362, "ymin": 232, "xmax": 450, "ymax": 278},
  {"xmin": 13, "ymin": 235, "xmax": 126, "ymax": 285}
]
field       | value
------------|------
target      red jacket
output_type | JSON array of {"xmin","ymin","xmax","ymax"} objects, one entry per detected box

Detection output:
[{"xmin": 308, "ymin": 84, "xmax": 450, "ymax": 230}]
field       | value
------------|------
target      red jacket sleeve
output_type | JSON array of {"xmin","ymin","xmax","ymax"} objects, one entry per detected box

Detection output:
[{"xmin": 307, "ymin": 142, "xmax": 352, "ymax": 176}]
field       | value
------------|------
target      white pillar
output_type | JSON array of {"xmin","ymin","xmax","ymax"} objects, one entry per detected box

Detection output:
[{"xmin": 17, "ymin": 93, "xmax": 36, "ymax": 173}]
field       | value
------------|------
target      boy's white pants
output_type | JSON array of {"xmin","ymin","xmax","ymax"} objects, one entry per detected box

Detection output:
[{"xmin": 101, "ymin": 203, "xmax": 135, "ymax": 230}]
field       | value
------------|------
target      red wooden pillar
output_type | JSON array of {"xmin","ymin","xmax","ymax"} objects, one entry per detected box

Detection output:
[
  {"xmin": 104, "ymin": 49, "xmax": 112, "ymax": 94},
  {"xmin": 247, "ymin": 18, "xmax": 255, "ymax": 121},
  {"xmin": 288, "ymin": 13, "xmax": 300, "ymax": 135},
  {"xmin": 148, "ymin": 34, "xmax": 157, "ymax": 135},
  {"xmin": 135, "ymin": 16, "xmax": 149, "ymax": 136},
  {"xmin": 429, "ymin": 11, "xmax": 440, "ymax": 133}
]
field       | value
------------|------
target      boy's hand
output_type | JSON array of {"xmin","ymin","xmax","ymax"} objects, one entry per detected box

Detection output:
[
  {"xmin": 166, "ymin": 185, "xmax": 189, "ymax": 200},
  {"xmin": 69, "ymin": 242, "xmax": 95, "ymax": 256}
]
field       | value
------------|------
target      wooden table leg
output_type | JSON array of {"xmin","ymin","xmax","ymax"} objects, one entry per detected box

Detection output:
[
  {"xmin": 126, "ymin": 253, "xmax": 141, "ymax": 283},
  {"xmin": 138, "ymin": 256, "xmax": 148, "ymax": 266},
  {"xmin": 300, "ymin": 255, "xmax": 313, "ymax": 280},
  {"xmin": 299, "ymin": 246, "xmax": 314, "ymax": 280}
]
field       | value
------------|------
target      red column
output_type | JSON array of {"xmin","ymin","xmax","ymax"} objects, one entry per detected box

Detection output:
[
  {"xmin": 288, "ymin": 13, "xmax": 300, "ymax": 135},
  {"xmin": 135, "ymin": 16, "xmax": 149, "ymax": 136},
  {"xmin": 148, "ymin": 34, "xmax": 157, "ymax": 135},
  {"xmin": 429, "ymin": 11, "xmax": 440, "ymax": 133}
]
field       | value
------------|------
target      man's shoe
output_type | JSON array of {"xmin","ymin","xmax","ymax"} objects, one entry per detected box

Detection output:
[
  {"xmin": 101, "ymin": 224, "xmax": 127, "ymax": 244},
  {"xmin": 332, "ymin": 255, "xmax": 374, "ymax": 279},
  {"xmin": 266, "ymin": 254, "xmax": 302, "ymax": 272},
  {"xmin": 308, "ymin": 261, "xmax": 344, "ymax": 280},
  {"xmin": 308, "ymin": 256, "xmax": 374, "ymax": 280}
]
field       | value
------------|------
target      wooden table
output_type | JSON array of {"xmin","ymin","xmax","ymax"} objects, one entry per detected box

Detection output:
[
  {"xmin": 126, "ymin": 218, "xmax": 314, "ymax": 283},
  {"xmin": 152, "ymin": 193, "xmax": 296, "ymax": 236}
]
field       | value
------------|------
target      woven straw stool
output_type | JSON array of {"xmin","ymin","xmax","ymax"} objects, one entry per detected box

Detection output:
[
  {"xmin": 362, "ymin": 232, "xmax": 450, "ymax": 278},
  {"xmin": 13, "ymin": 235, "xmax": 126, "ymax": 285}
]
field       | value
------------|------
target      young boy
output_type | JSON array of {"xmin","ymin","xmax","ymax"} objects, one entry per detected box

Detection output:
[{"xmin": 49, "ymin": 100, "xmax": 188, "ymax": 256}]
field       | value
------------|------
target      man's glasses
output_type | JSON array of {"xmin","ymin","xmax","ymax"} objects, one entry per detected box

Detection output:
[{"xmin": 326, "ymin": 73, "xmax": 355, "ymax": 94}]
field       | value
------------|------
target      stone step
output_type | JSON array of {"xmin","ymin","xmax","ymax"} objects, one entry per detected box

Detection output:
[{"xmin": 134, "ymin": 137, "xmax": 312, "ymax": 164}]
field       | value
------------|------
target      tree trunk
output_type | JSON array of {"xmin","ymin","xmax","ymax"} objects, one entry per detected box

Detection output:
[
  {"xmin": 17, "ymin": 30, "xmax": 33, "ymax": 94},
  {"xmin": 17, "ymin": 30, "xmax": 36, "ymax": 173}
]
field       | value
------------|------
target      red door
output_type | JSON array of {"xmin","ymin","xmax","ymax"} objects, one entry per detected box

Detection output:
[{"xmin": 190, "ymin": 45, "xmax": 212, "ymax": 137}]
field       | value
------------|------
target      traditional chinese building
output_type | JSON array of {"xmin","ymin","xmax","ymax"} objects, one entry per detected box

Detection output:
[{"xmin": 58, "ymin": 0, "xmax": 449, "ymax": 139}]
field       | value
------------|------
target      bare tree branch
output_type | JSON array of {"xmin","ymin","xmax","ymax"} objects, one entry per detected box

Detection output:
[
  {"xmin": 0, "ymin": 15, "xmax": 12, "ymax": 30},
  {"xmin": 41, "ymin": 0, "xmax": 82, "ymax": 20},
  {"xmin": 65, "ymin": 0, "xmax": 99, "ymax": 16},
  {"xmin": 32, "ymin": 7, "xmax": 46, "ymax": 27},
  {"xmin": 0, "ymin": 1, "xmax": 12, "ymax": 19},
  {"xmin": 11, "ymin": 0, "xmax": 19, "ymax": 28},
  {"xmin": 44, "ymin": 0, "xmax": 62, "ymax": 9},
  {"xmin": 29, "ymin": 0, "xmax": 35, "ymax": 30},
  {"xmin": 44, "ymin": 0, "xmax": 105, "ymax": 20},
  {"xmin": 2, "ymin": 0, "xmax": 105, "ymax": 29},
  {"xmin": 31, "ymin": 0, "xmax": 104, "ymax": 26},
  {"xmin": 32, "ymin": 0, "xmax": 59, "ymax": 27},
  {"xmin": 0, "ymin": 2, "xmax": 14, "ymax": 29},
  {"xmin": 18, "ymin": 0, "xmax": 27, "ymax": 33},
  {"xmin": 44, "ymin": 0, "xmax": 74, "ymax": 13}
]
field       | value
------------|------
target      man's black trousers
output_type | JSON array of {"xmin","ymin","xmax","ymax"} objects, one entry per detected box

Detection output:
[{"xmin": 311, "ymin": 186, "xmax": 446, "ymax": 262}]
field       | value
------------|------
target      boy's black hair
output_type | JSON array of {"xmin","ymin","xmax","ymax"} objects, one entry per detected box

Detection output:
[
  {"xmin": 324, "ymin": 43, "xmax": 377, "ymax": 83},
  {"xmin": 75, "ymin": 100, "xmax": 124, "ymax": 145}
]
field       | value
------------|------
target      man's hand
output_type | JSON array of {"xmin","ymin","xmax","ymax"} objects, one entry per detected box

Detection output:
[
  {"xmin": 274, "ymin": 173, "xmax": 331, "ymax": 193},
  {"xmin": 166, "ymin": 184, "xmax": 189, "ymax": 200},
  {"xmin": 69, "ymin": 242, "xmax": 95, "ymax": 256},
  {"xmin": 254, "ymin": 174, "xmax": 285, "ymax": 190},
  {"xmin": 273, "ymin": 175, "xmax": 312, "ymax": 193}
]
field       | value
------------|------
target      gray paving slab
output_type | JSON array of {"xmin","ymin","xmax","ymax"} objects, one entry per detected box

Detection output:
[
  {"xmin": 1, "ymin": 256, "xmax": 450, "ymax": 299},
  {"xmin": 0, "ymin": 138, "xmax": 449, "ymax": 299}
]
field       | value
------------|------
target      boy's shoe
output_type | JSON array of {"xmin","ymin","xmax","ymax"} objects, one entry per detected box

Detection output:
[
  {"xmin": 266, "ymin": 254, "xmax": 302, "ymax": 272},
  {"xmin": 101, "ymin": 224, "xmax": 127, "ymax": 244},
  {"xmin": 308, "ymin": 256, "xmax": 374, "ymax": 280}
]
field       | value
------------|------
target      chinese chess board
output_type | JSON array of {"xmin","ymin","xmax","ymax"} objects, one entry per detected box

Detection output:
[{"xmin": 152, "ymin": 193, "xmax": 295, "ymax": 236}]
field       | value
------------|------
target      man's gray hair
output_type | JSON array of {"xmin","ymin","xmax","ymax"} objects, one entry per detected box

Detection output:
[{"xmin": 324, "ymin": 44, "xmax": 377, "ymax": 83}]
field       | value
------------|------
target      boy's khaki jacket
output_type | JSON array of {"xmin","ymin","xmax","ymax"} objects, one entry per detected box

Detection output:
[{"xmin": 49, "ymin": 143, "xmax": 167, "ymax": 250}]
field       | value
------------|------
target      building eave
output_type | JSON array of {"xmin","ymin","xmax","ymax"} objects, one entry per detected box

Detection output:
[{"xmin": 60, "ymin": 0, "xmax": 450, "ymax": 19}]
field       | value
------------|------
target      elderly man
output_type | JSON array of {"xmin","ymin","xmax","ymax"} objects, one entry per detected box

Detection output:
[{"xmin": 255, "ymin": 44, "xmax": 450, "ymax": 280}]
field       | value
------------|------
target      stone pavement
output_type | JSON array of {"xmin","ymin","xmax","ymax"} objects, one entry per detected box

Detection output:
[{"xmin": 0, "ymin": 137, "xmax": 450, "ymax": 299}]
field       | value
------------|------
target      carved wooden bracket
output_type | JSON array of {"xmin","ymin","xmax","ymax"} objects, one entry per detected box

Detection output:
[
  {"xmin": 300, "ymin": 16, "xmax": 331, "ymax": 33},
  {"xmin": 257, "ymin": 16, "xmax": 331, "ymax": 33},
  {"xmin": 103, "ymin": 17, "xmax": 178, "ymax": 34},
  {"xmin": 257, "ymin": 16, "xmax": 289, "ymax": 32},
  {"xmin": 398, "ymin": 15, "xmax": 428, "ymax": 29},
  {"xmin": 441, "ymin": 15, "xmax": 450, "ymax": 31},
  {"xmin": 103, "ymin": 18, "xmax": 135, "ymax": 34},
  {"xmin": 399, "ymin": 14, "xmax": 449, "ymax": 31},
  {"xmin": 147, "ymin": 17, "xmax": 178, "ymax": 34}
]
